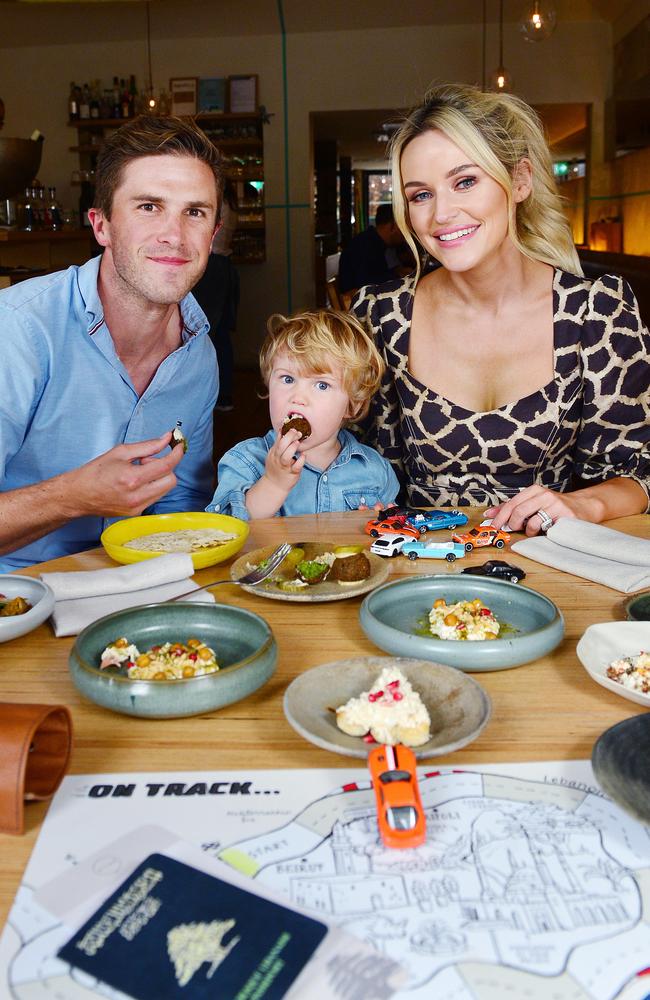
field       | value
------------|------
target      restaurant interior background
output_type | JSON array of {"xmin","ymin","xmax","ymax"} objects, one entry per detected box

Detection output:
[{"xmin": 0, "ymin": 0, "xmax": 648, "ymax": 373}]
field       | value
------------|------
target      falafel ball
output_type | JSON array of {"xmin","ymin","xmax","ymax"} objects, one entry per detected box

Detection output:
[{"xmin": 330, "ymin": 551, "xmax": 371, "ymax": 583}]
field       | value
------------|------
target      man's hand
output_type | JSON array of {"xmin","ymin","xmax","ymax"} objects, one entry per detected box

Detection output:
[{"xmin": 64, "ymin": 432, "xmax": 184, "ymax": 519}]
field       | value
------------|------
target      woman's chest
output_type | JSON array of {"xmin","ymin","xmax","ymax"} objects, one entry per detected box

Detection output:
[{"xmin": 407, "ymin": 298, "xmax": 555, "ymax": 413}]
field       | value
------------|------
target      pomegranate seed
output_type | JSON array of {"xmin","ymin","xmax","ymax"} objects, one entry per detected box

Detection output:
[
  {"xmin": 363, "ymin": 733, "xmax": 376, "ymax": 743},
  {"xmin": 387, "ymin": 680, "xmax": 400, "ymax": 690},
  {"xmin": 188, "ymin": 652, "xmax": 198, "ymax": 661},
  {"xmin": 479, "ymin": 608, "xmax": 492, "ymax": 616},
  {"xmin": 392, "ymin": 692, "xmax": 404, "ymax": 701},
  {"xmin": 456, "ymin": 623, "xmax": 466, "ymax": 630},
  {"xmin": 368, "ymin": 690, "xmax": 384, "ymax": 702},
  {"xmin": 125, "ymin": 661, "xmax": 133, "ymax": 669}
]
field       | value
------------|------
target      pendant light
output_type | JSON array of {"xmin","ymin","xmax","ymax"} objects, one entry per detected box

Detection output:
[
  {"xmin": 144, "ymin": 2, "xmax": 157, "ymax": 112},
  {"xmin": 520, "ymin": 2, "xmax": 557, "ymax": 42},
  {"xmin": 490, "ymin": 0, "xmax": 512, "ymax": 92}
]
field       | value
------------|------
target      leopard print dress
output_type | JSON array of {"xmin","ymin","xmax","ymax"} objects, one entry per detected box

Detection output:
[{"xmin": 353, "ymin": 269, "xmax": 650, "ymax": 510}]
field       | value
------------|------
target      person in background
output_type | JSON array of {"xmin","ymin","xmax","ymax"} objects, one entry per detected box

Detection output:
[
  {"xmin": 207, "ymin": 310, "xmax": 399, "ymax": 519},
  {"xmin": 338, "ymin": 203, "xmax": 407, "ymax": 294},
  {"xmin": 353, "ymin": 83, "xmax": 649, "ymax": 535},
  {"xmin": 0, "ymin": 115, "xmax": 221, "ymax": 571},
  {"xmin": 192, "ymin": 180, "xmax": 239, "ymax": 411}
]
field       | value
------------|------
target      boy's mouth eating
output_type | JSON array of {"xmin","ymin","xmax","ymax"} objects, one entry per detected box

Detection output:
[{"xmin": 281, "ymin": 413, "xmax": 312, "ymax": 441}]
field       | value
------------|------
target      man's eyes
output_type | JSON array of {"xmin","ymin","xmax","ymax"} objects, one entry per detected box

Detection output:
[{"xmin": 138, "ymin": 202, "xmax": 157, "ymax": 212}]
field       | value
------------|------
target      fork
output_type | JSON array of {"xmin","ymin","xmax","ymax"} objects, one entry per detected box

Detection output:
[{"xmin": 172, "ymin": 542, "xmax": 293, "ymax": 601}]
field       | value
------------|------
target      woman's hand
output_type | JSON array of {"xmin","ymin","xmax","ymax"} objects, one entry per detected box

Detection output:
[{"xmin": 485, "ymin": 485, "xmax": 580, "ymax": 536}]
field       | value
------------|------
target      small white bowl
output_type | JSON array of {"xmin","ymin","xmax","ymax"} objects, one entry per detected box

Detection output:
[
  {"xmin": 0, "ymin": 575, "xmax": 55, "ymax": 643},
  {"xmin": 576, "ymin": 621, "xmax": 650, "ymax": 708}
]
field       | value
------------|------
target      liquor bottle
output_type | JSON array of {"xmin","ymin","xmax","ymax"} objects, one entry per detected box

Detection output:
[
  {"xmin": 90, "ymin": 80, "xmax": 100, "ymax": 119},
  {"xmin": 100, "ymin": 89, "xmax": 112, "ymax": 120},
  {"xmin": 120, "ymin": 78, "xmax": 129, "ymax": 118},
  {"xmin": 68, "ymin": 82, "xmax": 80, "ymax": 121},
  {"xmin": 79, "ymin": 83, "xmax": 91, "ymax": 120},
  {"xmin": 112, "ymin": 76, "xmax": 121, "ymax": 118},
  {"xmin": 48, "ymin": 187, "xmax": 62, "ymax": 230},
  {"xmin": 128, "ymin": 74, "xmax": 138, "ymax": 117},
  {"xmin": 20, "ymin": 187, "xmax": 35, "ymax": 231}
]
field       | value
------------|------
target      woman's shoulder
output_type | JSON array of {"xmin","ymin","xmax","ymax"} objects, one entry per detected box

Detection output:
[
  {"xmin": 555, "ymin": 267, "xmax": 643, "ymax": 322},
  {"xmin": 351, "ymin": 273, "xmax": 416, "ymax": 328}
]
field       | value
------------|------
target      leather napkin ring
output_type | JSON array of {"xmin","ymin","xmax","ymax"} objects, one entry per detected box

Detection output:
[{"xmin": 0, "ymin": 703, "xmax": 73, "ymax": 835}]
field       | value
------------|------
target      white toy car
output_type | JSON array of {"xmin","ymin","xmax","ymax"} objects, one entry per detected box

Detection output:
[{"xmin": 369, "ymin": 535, "xmax": 408, "ymax": 558}]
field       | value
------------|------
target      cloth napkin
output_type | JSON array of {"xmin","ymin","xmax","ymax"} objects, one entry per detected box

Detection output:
[
  {"xmin": 41, "ymin": 553, "xmax": 215, "ymax": 637},
  {"xmin": 511, "ymin": 518, "xmax": 650, "ymax": 593}
]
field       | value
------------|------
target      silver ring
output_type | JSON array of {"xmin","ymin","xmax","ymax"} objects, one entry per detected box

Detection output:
[{"xmin": 536, "ymin": 508, "xmax": 554, "ymax": 533}]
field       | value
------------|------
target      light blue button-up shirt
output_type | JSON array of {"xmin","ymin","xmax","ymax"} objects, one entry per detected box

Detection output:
[
  {"xmin": 0, "ymin": 255, "xmax": 218, "ymax": 571},
  {"xmin": 207, "ymin": 428, "xmax": 399, "ymax": 519}
]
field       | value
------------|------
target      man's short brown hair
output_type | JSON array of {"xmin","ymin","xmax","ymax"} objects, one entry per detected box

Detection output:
[{"xmin": 94, "ymin": 115, "xmax": 223, "ymax": 219}]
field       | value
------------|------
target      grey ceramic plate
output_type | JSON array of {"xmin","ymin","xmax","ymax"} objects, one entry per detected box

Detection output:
[
  {"xmin": 592, "ymin": 714, "xmax": 650, "ymax": 824},
  {"xmin": 231, "ymin": 542, "xmax": 389, "ymax": 602},
  {"xmin": 69, "ymin": 602, "xmax": 277, "ymax": 718},
  {"xmin": 283, "ymin": 655, "xmax": 491, "ymax": 759},
  {"xmin": 0, "ymin": 575, "xmax": 55, "ymax": 643},
  {"xmin": 359, "ymin": 575, "xmax": 564, "ymax": 671}
]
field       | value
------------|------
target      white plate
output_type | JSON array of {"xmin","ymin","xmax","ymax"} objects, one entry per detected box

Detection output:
[
  {"xmin": 0, "ymin": 576, "xmax": 55, "ymax": 643},
  {"xmin": 576, "ymin": 621, "xmax": 650, "ymax": 707},
  {"xmin": 283, "ymin": 655, "xmax": 491, "ymax": 759}
]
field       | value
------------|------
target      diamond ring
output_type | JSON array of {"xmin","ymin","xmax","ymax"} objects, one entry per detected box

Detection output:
[{"xmin": 536, "ymin": 508, "xmax": 554, "ymax": 533}]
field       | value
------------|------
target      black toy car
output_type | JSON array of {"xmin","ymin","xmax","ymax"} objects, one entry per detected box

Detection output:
[{"xmin": 462, "ymin": 559, "xmax": 526, "ymax": 584}]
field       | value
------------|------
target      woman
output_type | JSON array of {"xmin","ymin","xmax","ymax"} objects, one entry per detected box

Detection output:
[{"xmin": 353, "ymin": 84, "xmax": 649, "ymax": 536}]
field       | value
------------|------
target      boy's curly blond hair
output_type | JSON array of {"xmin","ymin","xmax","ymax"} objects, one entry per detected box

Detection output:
[{"xmin": 259, "ymin": 310, "xmax": 384, "ymax": 421}]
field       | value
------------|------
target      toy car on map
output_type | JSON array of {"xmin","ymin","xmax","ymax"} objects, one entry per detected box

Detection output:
[
  {"xmin": 406, "ymin": 509, "xmax": 469, "ymax": 533},
  {"xmin": 365, "ymin": 516, "xmax": 421, "ymax": 540},
  {"xmin": 368, "ymin": 743, "xmax": 426, "ymax": 849},
  {"xmin": 451, "ymin": 526, "xmax": 511, "ymax": 551},
  {"xmin": 401, "ymin": 539, "xmax": 466, "ymax": 562},
  {"xmin": 370, "ymin": 535, "xmax": 409, "ymax": 558},
  {"xmin": 462, "ymin": 560, "xmax": 526, "ymax": 583}
]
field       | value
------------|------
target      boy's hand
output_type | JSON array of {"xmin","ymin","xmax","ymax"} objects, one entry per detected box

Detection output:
[
  {"xmin": 244, "ymin": 428, "xmax": 305, "ymax": 519},
  {"xmin": 264, "ymin": 428, "xmax": 306, "ymax": 491}
]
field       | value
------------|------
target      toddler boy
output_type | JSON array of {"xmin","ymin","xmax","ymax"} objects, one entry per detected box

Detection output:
[{"xmin": 207, "ymin": 310, "xmax": 399, "ymax": 519}]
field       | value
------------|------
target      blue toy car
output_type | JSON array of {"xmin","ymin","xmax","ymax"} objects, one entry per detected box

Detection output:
[
  {"xmin": 401, "ymin": 539, "xmax": 467, "ymax": 563},
  {"xmin": 406, "ymin": 509, "xmax": 469, "ymax": 533}
]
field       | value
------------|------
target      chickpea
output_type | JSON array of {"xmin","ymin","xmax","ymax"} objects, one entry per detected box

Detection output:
[
  {"xmin": 433, "ymin": 598, "xmax": 446, "ymax": 608},
  {"xmin": 472, "ymin": 599, "xmax": 483, "ymax": 608},
  {"xmin": 182, "ymin": 666, "xmax": 196, "ymax": 678},
  {"xmin": 135, "ymin": 654, "xmax": 151, "ymax": 667},
  {"xmin": 114, "ymin": 637, "xmax": 129, "ymax": 648},
  {"xmin": 198, "ymin": 647, "xmax": 214, "ymax": 661},
  {"xmin": 187, "ymin": 638, "xmax": 202, "ymax": 648},
  {"xmin": 154, "ymin": 671, "xmax": 166, "ymax": 680},
  {"xmin": 444, "ymin": 613, "xmax": 459, "ymax": 626}
]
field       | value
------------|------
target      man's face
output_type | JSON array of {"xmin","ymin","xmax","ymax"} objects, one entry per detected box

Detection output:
[{"xmin": 90, "ymin": 154, "xmax": 219, "ymax": 307}]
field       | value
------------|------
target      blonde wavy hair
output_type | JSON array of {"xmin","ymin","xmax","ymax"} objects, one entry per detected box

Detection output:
[
  {"xmin": 390, "ymin": 83, "xmax": 582, "ymax": 278},
  {"xmin": 260, "ymin": 310, "xmax": 384, "ymax": 421}
]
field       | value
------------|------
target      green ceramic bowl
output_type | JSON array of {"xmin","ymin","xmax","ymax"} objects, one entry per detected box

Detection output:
[
  {"xmin": 69, "ymin": 602, "xmax": 277, "ymax": 718},
  {"xmin": 625, "ymin": 591, "xmax": 650, "ymax": 622},
  {"xmin": 359, "ymin": 575, "xmax": 564, "ymax": 672}
]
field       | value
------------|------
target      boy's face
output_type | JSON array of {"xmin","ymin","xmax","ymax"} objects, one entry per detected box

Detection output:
[{"xmin": 268, "ymin": 351, "xmax": 351, "ymax": 454}]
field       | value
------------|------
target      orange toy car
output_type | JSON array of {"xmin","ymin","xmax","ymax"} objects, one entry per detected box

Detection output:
[
  {"xmin": 368, "ymin": 744, "xmax": 426, "ymax": 849},
  {"xmin": 364, "ymin": 516, "xmax": 421, "ymax": 540},
  {"xmin": 451, "ymin": 525, "xmax": 511, "ymax": 551}
]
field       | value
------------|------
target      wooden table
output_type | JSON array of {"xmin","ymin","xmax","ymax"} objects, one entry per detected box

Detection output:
[{"xmin": 1, "ymin": 509, "xmax": 648, "ymax": 927}]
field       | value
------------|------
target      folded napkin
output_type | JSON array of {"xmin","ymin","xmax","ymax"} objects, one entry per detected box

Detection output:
[
  {"xmin": 41, "ymin": 554, "xmax": 215, "ymax": 637},
  {"xmin": 512, "ymin": 518, "xmax": 650, "ymax": 593}
]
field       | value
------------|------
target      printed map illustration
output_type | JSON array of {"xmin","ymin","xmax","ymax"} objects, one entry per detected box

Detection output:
[{"xmin": 2, "ymin": 762, "xmax": 650, "ymax": 1000}]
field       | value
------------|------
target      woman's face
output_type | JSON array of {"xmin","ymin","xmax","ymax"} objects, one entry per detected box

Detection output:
[{"xmin": 400, "ymin": 129, "xmax": 514, "ymax": 273}]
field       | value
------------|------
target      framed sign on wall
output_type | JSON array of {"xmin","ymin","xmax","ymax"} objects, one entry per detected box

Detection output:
[{"xmin": 170, "ymin": 78, "xmax": 198, "ymax": 116}]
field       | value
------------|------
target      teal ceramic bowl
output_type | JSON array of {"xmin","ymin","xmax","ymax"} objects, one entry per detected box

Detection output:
[
  {"xmin": 359, "ymin": 575, "xmax": 564, "ymax": 672},
  {"xmin": 69, "ymin": 602, "xmax": 277, "ymax": 718},
  {"xmin": 625, "ymin": 591, "xmax": 650, "ymax": 622}
]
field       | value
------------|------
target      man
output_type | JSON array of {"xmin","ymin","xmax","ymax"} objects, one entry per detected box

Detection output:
[
  {"xmin": 337, "ymin": 203, "xmax": 406, "ymax": 294},
  {"xmin": 0, "ymin": 115, "xmax": 222, "ymax": 571}
]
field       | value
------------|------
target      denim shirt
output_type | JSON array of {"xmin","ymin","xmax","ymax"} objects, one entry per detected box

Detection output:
[
  {"xmin": 207, "ymin": 428, "xmax": 400, "ymax": 519},
  {"xmin": 0, "ymin": 255, "xmax": 218, "ymax": 571}
]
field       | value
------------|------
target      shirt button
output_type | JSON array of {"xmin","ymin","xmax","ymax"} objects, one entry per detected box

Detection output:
[
  {"xmin": 322, "ymin": 475, "xmax": 328, "ymax": 482},
  {"xmin": 360, "ymin": 496, "xmax": 366, "ymax": 504},
  {"xmin": 215, "ymin": 505, "xmax": 220, "ymax": 511}
]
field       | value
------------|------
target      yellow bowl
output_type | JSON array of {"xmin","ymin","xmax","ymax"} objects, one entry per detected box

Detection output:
[{"xmin": 100, "ymin": 512, "xmax": 249, "ymax": 569}]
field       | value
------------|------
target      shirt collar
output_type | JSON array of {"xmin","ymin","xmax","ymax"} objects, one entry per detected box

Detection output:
[{"xmin": 79, "ymin": 253, "xmax": 209, "ymax": 339}]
